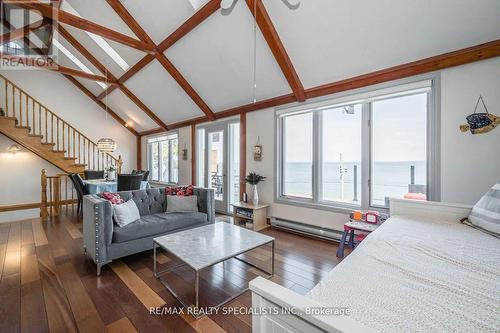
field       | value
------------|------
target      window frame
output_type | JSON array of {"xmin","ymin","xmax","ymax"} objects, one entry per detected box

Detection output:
[
  {"xmin": 275, "ymin": 74, "xmax": 441, "ymax": 213},
  {"xmin": 147, "ymin": 131, "xmax": 179, "ymax": 185}
]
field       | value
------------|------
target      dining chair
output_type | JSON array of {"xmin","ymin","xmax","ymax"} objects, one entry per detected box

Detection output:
[
  {"xmin": 84, "ymin": 170, "xmax": 105, "ymax": 180},
  {"xmin": 69, "ymin": 173, "xmax": 87, "ymax": 216},
  {"xmin": 117, "ymin": 174, "xmax": 144, "ymax": 191},
  {"xmin": 132, "ymin": 169, "xmax": 150, "ymax": 181}
]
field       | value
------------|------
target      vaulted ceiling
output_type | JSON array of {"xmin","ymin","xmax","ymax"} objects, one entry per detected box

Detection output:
[{"xmin": 2, "ymin": 0, "xmax": 500, "ymax": 135}]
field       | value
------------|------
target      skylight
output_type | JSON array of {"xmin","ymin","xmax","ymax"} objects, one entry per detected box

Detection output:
[
  {"xmin": 61, "ymin": 1, "xmax": 130, "ymax": 71},
  {"xmin": 188, "ymin": 0, "xmax": 209, "ymax": 11},
  {"xmin": 52, "ymin": 39, "xmax": 108, "ymax": 89}
]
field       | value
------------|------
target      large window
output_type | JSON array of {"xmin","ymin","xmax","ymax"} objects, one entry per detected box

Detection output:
[
  {"xmin": 147, "ymin": 133, "xmax": 178, "ymax": 183},
  {"xmin": 277, "ymin": 79, "xmax": 438, "ymax": 211}
]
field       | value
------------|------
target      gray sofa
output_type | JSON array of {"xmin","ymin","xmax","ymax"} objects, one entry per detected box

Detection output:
[{"xmin": 83, "ymin": 187, "xmax": 215, "ymax": 275}]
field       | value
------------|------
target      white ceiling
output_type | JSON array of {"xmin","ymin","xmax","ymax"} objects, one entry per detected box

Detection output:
[{"xmin": 33, "ymin": 0, "xmax": 499, "ymax": 132}]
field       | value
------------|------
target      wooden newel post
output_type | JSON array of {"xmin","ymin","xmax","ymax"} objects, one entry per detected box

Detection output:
[
  {"xmin": 40, "ymin": 169, "xmax": 48, "ymax": 221},
  {"xmin": 53, "ymin": 175, "xmax": 60, "ymax": 217},
  {"xmin": 117, "ymin": 155, "xmax": 123, "ymax": 174}
]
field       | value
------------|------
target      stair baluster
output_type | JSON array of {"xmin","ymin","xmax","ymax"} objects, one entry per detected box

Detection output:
[{"xmin": 0, "ymin": 73, "xmax": 121, "ymax": 173}]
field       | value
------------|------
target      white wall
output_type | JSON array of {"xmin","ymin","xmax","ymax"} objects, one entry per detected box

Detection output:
[
  {"xmin": 0, "ymin": 70, "xmax": 137, "ymax": 223},
  {"xmin": 246, "ymin": 57, "xmax": 500, "ymax": 231},
  {"xmin": 440, "ymin": 57, "xmax": 500, "ymax": 204},
  {"xmin": 0, "ymin": 135, "xmax": 61, "ymax": 223}
]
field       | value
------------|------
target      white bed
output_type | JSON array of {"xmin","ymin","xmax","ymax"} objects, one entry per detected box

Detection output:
[{"xmin": 250, "ymin": 199, "xmax": 500, "ymax": 333}]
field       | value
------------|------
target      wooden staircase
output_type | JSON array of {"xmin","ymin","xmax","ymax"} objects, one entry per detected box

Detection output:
[{"xmin": 0, "ymin": 74, "xmax": 121, "ymax": 173}]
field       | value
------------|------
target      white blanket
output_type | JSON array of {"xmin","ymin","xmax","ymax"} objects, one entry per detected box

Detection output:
[{"xmin": 307, "ymin": 215, "xmax": 500, "ymax": 333}]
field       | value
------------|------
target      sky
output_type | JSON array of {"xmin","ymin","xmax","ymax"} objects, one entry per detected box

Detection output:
[{"xmin": 284, "ymin": 92, "xmax": 427, "ymax": 163}]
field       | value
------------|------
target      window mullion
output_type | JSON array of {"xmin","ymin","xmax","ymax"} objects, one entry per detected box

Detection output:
[
  {"xmin": 361, "ymin": 103, "xmax": 371, "ymax": 210},
  {"xmin": 313, "ymin": 111, "xmax": 322, "ymax": 203}
]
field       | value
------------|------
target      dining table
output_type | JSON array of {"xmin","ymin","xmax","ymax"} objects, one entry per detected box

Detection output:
[{"xmin": 83, "ymin": 179, "xmax": 151, "ymax": 194}]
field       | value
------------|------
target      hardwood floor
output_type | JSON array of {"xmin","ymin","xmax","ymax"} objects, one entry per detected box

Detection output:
[{"xmin": 0, "ymin": 210, "xmax": 347, "ymax": 333}]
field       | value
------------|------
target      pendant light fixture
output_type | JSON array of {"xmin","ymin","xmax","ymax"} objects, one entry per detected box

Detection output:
[{"xmin": 97, "ymin": 64, "xmax": 117, "ymax": 153}]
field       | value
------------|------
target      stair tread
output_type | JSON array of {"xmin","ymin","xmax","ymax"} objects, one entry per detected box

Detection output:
[
  {"xmin": 63, "ymin": 157, "xmax": 77, "ymax": 160},
  {"xmin": 52, "ymin": 150, "xmax": 66, "ymax": 153},
  {"xmin": 41, "ymin": 142, "xmax": 56, "ymax": 146},
  {"xmin": 28, "ymin": 134, "xmax": 43, "ymax": 138}
]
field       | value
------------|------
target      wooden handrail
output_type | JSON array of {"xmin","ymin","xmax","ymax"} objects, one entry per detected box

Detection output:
[{"xmin": 1, "ymin": 73, "xmax": 120, "ymax": 169}]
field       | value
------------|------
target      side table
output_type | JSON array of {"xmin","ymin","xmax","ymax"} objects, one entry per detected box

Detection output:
[{"xmin": 336, "ymin": 220, "xmax": 380, "ymax": 258}]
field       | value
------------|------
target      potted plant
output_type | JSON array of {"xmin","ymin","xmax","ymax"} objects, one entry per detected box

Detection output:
[
  {"xmin": 106, "ymin": 165, "xmax": 117, "ymax": 181},
  {"xmin": 245, "ymin": 172, "xmax": 266, "ymax": 205}
]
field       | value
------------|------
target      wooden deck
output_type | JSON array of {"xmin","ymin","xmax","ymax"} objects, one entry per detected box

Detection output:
[{"xmin": 0, "ymin": 210, "xmax": 347, "ymax": 333}]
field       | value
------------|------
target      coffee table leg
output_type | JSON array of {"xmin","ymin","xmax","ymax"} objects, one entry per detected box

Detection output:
[
  {"xmin": 271, "ymin": 240, "xmax": 275, "ymax": 276},
  {"xmin": 153, "ymin": 242, "xmax": 157, "ymax": 277},
  {"xmin": 195, "ymin": 271, "xmax": 199, "ymax": 309}
]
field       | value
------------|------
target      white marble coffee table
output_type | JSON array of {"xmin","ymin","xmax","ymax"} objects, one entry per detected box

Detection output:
[{"xmin": 153, "ymin": 222, "xmax": 275, "ymax": 317}]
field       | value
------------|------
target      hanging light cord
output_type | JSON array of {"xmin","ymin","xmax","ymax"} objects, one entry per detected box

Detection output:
[
  {"xmin": 105, "ymin": 67, "xmax": 109, "ymax": 122},
  {"xmin": 253, "ymin": 0, "xmax": 257, "ymax": 103}
]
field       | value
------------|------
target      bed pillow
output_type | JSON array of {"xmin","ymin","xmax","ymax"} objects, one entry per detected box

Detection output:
[
  {"xmin": 166, "ymin": 195, "xmax": 198, "ymax": 213},
  {"xmin": 113, "ymin": 199, "xmax": 140, "ymax": 227},
  {"xmin": 165, "ymin": 185, "xmax": 194, "ymax": 196},
  {"xmin": 468, "ymin": 183, "xmax": 500, "ymax": 235}
]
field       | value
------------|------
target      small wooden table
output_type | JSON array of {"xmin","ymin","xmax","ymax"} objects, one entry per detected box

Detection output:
[
  {"xmin": 231, "ymin": 201, "xmax": 269, "ymax": 231},
  {"xmin": 336, "ymin": 220, "xmax": 380, "ymax": 258}
]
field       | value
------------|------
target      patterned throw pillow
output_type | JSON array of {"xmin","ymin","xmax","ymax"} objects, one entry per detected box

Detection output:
[
  {"xmin": 468, "ymin": 183, "xmax": 500, "ymax": 235},
  {"xmin": 165, "ymin": 185, "xmax": 194, "ymax": 196},
  {"xmin": 99, "ymin": 192, "xmax": 124, "ymax": 205}
]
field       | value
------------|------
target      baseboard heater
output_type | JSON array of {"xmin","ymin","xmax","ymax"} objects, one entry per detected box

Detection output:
[{"xmin": 270, "ymin": 217, "xmax": 344, "ymax": 243}]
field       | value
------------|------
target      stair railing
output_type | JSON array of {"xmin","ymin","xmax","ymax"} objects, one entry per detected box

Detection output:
[
  {"xmin": 40, "ymin": 169, "xmax": 79, "ymax": 220},
  {"xmin": 0, "ymin": 73, "xmax": 122, "ymax": 172}
]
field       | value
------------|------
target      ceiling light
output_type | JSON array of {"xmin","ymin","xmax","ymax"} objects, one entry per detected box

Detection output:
[
  {"xmin": 97, "ymin": 67, "xmax": 117, "ymax": 153},
  {"xmin": 96, "ymin": 138, "xmax": 117, "ymax": 152}
]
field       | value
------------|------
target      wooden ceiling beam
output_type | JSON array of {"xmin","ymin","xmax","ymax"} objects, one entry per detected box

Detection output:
[
  {"xmin": 8, "ymin": 1, "xmax": 155, "ymax": 53},
  {"xmin": 0, "ymin": 53, "xmax": 117, "ymax": 83},
  {"xmin": 305, "ymin": 39, "xmax": 500, "ymax": 99},
  {"xmin": 105, "ymin": 0, "xmax": 155, "ymax": 45},
  {"xmin": 245, "ymin": 0, "xmax": 305, "ymax": 102},
  {"xmin": 156, "ymin": 53, "xmax": 216, "ymax": 121},
  {"xmin": 59, "ymin": 25, "xmax": 169, "ymax": 131},
  {"xmin": 138, "ymin": 40, "xmax": 500, "ymax": 137},
  {"xmin": 0, "ymin": 19, "xmax": 50, "ymax": 45},
  {"xmin": 96, "ymin": 54, "xmax": 155, "ymax": 100},
  {"xmin": 119, "ymin": 84, "xmax": 170, "ymax": 131},
  {"xmin": 1, "ymin": 15, "xmax": 138, "ymax": 136},
  {"xmin": 157, "ymin": 0, "xmax": 221, "ymax": 52},
  {"xmin": 97, "ymin": 0, "xmax": 220, "ymax": 101},
  {"xmin": 63, "ymin": 75, "xmax": 139, "ymax": 136},
  {"xmin": 106, "ymin": 0, "xmax": 216, "ymax": 122}
]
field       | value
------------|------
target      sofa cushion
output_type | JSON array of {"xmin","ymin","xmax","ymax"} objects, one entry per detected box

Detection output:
[
  {"xmin": 118, "ymin": 188, "xmax": 166, "ymax": 216},
  {"xmin": 113, "ymin": 199, "xmax": 140, "ymax": 227},
  {"xmin": 112, "ymin": 212, "xmax": 208, "ymax": 243},
  {"xmin": 167, "ymin": 195, "xmax": 199, "ymax": 213}
]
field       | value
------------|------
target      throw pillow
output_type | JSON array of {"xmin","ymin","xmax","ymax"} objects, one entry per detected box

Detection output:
[
  {"xmin": 468, "ymin": 183, "xmax": 500, "ymax": 235},
  {"xmin": 165, "ymin": 185, "xmax": 194, "ymax": 196},
  {"xmin": 113, "ymin": 199, "xmax": 140, "ymax": 227},
  {"xmin": 166, "ymin": 195, "xmax": 199, "ymax": 213},
  {"xmin": 100, "ymin": 192, "xmax": 124, "ymax": 205}
]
